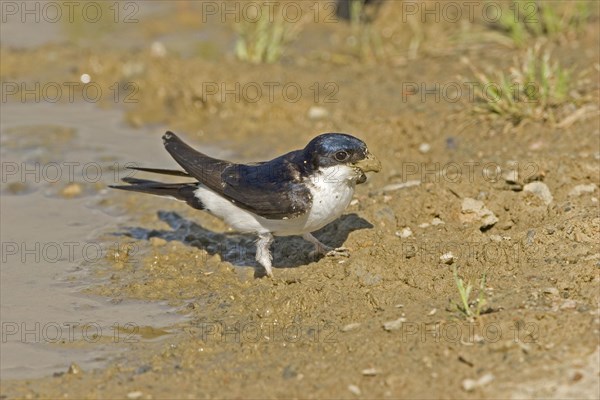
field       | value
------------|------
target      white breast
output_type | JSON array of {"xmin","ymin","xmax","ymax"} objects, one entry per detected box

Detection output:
[
  {"xmin": 193, "ymin": 165, "xmax": 357, "ymax": 236},
  {"xmin": 302, "ymin": 165, "xmax": 357, "ymax": 233}
]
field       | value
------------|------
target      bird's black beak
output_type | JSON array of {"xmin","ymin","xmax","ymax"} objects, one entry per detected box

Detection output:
[{"xmin": 353, "ymin": 152, "xmax": 382, "ymax": 173}]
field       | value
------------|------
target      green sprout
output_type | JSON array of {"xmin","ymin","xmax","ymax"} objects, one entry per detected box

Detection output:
[
  {"xmin": 466, "ymin": 45, "xmax": 574, "ymax": 124},
  {"xmin": 452, "ymin": 266, "xmax": 488, "ymax": 319},
  {"xmin": 492, "ymin": 0, "xmax": 592, "ymax": 46},
  {"xmin": 234, "ymin": 4, "xmax": 304, "ymax": 64}
]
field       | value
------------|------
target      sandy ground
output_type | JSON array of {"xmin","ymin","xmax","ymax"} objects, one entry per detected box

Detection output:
[{"xmin": 1, "ymin": 1, "xmax": 599, "ymax": 399}]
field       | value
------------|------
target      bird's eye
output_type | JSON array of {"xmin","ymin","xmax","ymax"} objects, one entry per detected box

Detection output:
[{"xmin": 334, "ymin": 151, "xmax": 349, "ymax": 161}]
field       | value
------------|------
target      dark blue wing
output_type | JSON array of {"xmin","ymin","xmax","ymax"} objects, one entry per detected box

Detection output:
[{"xmin": 163, "ymin": 132, "xmax": 312, "ymax": 219}]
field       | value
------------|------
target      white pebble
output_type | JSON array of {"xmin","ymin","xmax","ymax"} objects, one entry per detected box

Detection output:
[
  {"xmin": 383, "ymin": 317, "xmax": 406, "ymax": 331},
  {"xmin": 127, "ymin": 391, "xmax": 143, "ymax": 400},
  {"xmin": 362, "ymin": 368, "xmax": 377, "ymax": 376},
  {"xmin": 440, "ymin": 252, "xmax": 455, "ymax": 265},
  {"xmin": 80, "ymin": 73, "xmax": 91, "ymax": 84},
  {"xmin": 307, "ymin": 106, "xmax": 329, "ymax": 120},
  {"xmin": 431, "ymin": 217, "xmax": 444, "ymax": 226},
  {"xmin": 523, "ymin": 182, "xmax": 553, "ymax": 205},
  {"xmin": 395, "ymin": 227, "xmax": 413, "ymax": 238},
  {"xmin": 348, "ymin": 384, "xmax": 361, "ymax": 396},
  {"xmin": 569, "ymin": 183, "xmax": 597, "ymax": 197},
  {"xmin": 419, "ymin": 143, "xmax": 431, "ymax": 153}
]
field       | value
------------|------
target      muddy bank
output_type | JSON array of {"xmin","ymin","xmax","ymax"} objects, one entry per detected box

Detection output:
[{"xmin": 1, "ymin": 1, "xmax": 599, "ymax": 399}]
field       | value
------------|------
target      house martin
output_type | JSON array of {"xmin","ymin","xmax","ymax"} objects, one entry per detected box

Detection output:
[{"xmin": 111, "ymin": 132, "xmax": 381, "ymax": 276}]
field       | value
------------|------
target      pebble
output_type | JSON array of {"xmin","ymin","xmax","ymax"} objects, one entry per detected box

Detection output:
[
  {"xmin": 568, "ymin": 183, "xmax": 597, "ymax": 197},
  {"xmin": 418, "ymin": 222, "xmax": 430, "ymax": 228},
  {"xmin": 150, "ymin": 237, "xmax": 167, "ymax": 247},
  {"xmin": 307, "ymin": 106, "xmax": 329, "ymax": 120},
  {"xmin": 348, "ymin": 384, "xmax": 362, "ymax": 396},
  {"xmin": 560, "ymin": 299, "xmax": 578, "ymax": 310},
  {"xmin": 418, "ymin": 143, "xmax": 431, "ymax": 153},
  {"xmin": 462, "ymin": 373, "xmax": 494, "ymax": 391},
  {"xmin": 543, "ymin": 287, "xmax": 559, "ymax": 296},
  {"xmin": 127, "ymin": 391, "xmax": 144, "ymax": 400},
  {"xmin": 60, "ymin": 183, "xmax": 83, "ymax": 198},
  {"xmin": 67, "ymin": 362, "xmax": 82, "ymax": 375},
  {"xmin": 502, "ymin": 169, "xmax": 519, "ymax": 184},
  {"xmin": 395, "ymin": 227, "xmax": 413, "ymax": 238},
  {"xmin": 523, "ymin": 182, "xmax": 553, "ymax": 205},
  {"xmin": 341, "ymin": 322, "xmax": 361, "ymax": 332},
  {"xmin": 383, "ymin": 317, "xmax": 406, "ymax": 331},
  {"xmin": 489, "ymin": 234, "xmax": 503, "ymax": 242},
  {"xmin": 431, "ymin": 217, "xmax": 444, "ymax": 226},
  {"xmin": 460, "ymin": 198, "xmax": 499, "ymax": 229},
  {"xmin": 362, "ymin": 368, "xmax": 377, "ymax": 376},
  {"xmin": 440, "ymin": 252, "xmax": 455, "ymax": 265},
  {"xmin": 382, "ymin": 180, "xmax": 421, "ymax": 193},
  {"xmin": 151, "ymin": 41, "xmax": 167, "ymax": 57}
]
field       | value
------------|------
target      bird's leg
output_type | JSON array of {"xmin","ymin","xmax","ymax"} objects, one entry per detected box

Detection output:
[
  {"xmin": 255, "ymin": 232, "xmax": 274, "ymax": 277},
  {"xmin": 302, "ymin": 233, "xmax": 349, "ymax": 259}
]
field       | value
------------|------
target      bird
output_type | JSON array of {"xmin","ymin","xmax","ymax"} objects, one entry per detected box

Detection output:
[{"xmin": 110, "ymin": 131, "xmax": 381, "ymax": 277}]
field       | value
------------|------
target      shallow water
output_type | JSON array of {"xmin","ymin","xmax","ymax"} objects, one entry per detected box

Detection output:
[{"xmin": 0, "ymin": 102, "xmax": 190, "ymax": 379}]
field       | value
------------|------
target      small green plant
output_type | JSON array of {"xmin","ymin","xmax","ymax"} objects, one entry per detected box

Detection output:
[
  {"xmin": 493, "ymin": 0, "xmax": 592, "ymax": 46},
  {"xmin": 452, "ymin": 266, "xmax": 488, "ymax": 319},
  {"xmin": 465, "ymin": 44, "xmax": 573, "ymax": 124},
  {"xmin": 234, "ymin": 4, "xmax": 303, "ymax": 64},
  {"xmin": 347, "ymin": 0, "xmax": 384, "ymax": 61}
]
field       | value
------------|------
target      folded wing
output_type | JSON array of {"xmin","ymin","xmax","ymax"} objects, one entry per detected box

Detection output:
[{"xmin": 162, "ymin": 132, "xmax": 311, "ymax": 219}]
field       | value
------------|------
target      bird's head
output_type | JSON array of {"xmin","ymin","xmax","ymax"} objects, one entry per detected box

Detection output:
[{"xmin": 303, "ymin": 133, "xmax": 381, "ymax": 183}]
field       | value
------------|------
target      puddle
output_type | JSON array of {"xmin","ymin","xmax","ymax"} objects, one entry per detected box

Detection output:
[{"xmin": 0, "ymin": 102, "xmax": 216, "ymax": 379}]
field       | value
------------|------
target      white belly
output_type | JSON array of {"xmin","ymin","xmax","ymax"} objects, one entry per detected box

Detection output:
[{"xmin": 193, "ymin": 166, "xmax": 357, "ymax": 236}]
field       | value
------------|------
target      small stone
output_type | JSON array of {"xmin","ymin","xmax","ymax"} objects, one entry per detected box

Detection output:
[
  {"xmin": 149, "ymin": 237, "xmax": 167, "ymax": 247},
  {"xmin": 502, "ymin": 169, "xmax": 519, "ymax": 184},
  {"xmin": 462, "ymin": 373, "xmax": 494, "ymax": 391},
  {"xmin": 569, "ymin": 184, "xmax": 597, "ymax": 197},
  {"xmin": 440, "ymin": 252, "xmax": 455, "ymax": 265},
  {"xmin": 382, "ymin": 180, "xmax": 421, "ymax": 192},
  {"xmin": 418, "ymin": 222, "xmax": 430, "ymax": 228},
  {"xmin": 543, "ymin": 287, "xmax": 559, "ymax": 296},
  {"xmin": 362, "ymin": 368, "xmax": 377, "ymax": 376},
  {"xmin": 341, "ymin": 323, "xmax": 361, "ymax": 332},
  {"xmin": 560, "ymin": 299, "xmax": 577, "ymax": 310},
  {"xmin": 428, "ymin": 308, "xmax": 437, "ymax": 316},
  {"xmin": 61, "ymin": 183, "xmax": 83, "ymax": 198},
  {"xmin": 150, "ymin": 41, "xmax": 167, "ymax": 57},
  {"xmin": 418, "ymin": 143, "xmax": 431, "ymax": 153},
  {"xmin": 460, "ymin": 198, "xmax": 498, "ymax": 229},
  {"xmin": 523, "ymin": 182, "xmax": 553, "ymax": 205},
  {"xmin": 307, "ymin": 106, "xmax": 329, "ymax": 120},
  {"xmin": 395, "ymin": 227, "xmax": 413, "ymax": 238},
  {"xmin": 350, "ymin": 199, "xmax": 359, "ymax": 206},
  {"xmin": 67, "ymin": 363, "xmax": 82, "ymax": 375},
  {"xmin": 127, "ymin": 391, "xmax": 143, "ymax": 399},
  {"xmin": 348, "ymin": 385, "xmax": 361, "ymax": 396},
  {"xmin": 383, "ymin": 317, "xmax": 406, "ymax": 331},
  {"xmin": 489, "ymin": 234, "xmax": 503, "ymax": 242},
  {"xmin": 431, "ymin": 217, "xmax": 444, "ymax": 226}
]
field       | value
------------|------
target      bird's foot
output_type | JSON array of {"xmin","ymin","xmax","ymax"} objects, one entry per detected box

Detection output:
[
  {"xmin": 309, "ymin": 245, "xmax": 350, "ymax": 260},
  {"xmin": 325, "ymin": 246, "xmax": 350, "ymax": 258}
]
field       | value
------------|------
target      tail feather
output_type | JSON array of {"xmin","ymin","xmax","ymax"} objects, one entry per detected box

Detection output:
[
  {"xmin": 110, "ymin": 178, "xmax": 204, "ymax": 210},
  {"xmin": 127, "ymin": 167, "xmax": 190, "ymax": 177}
]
